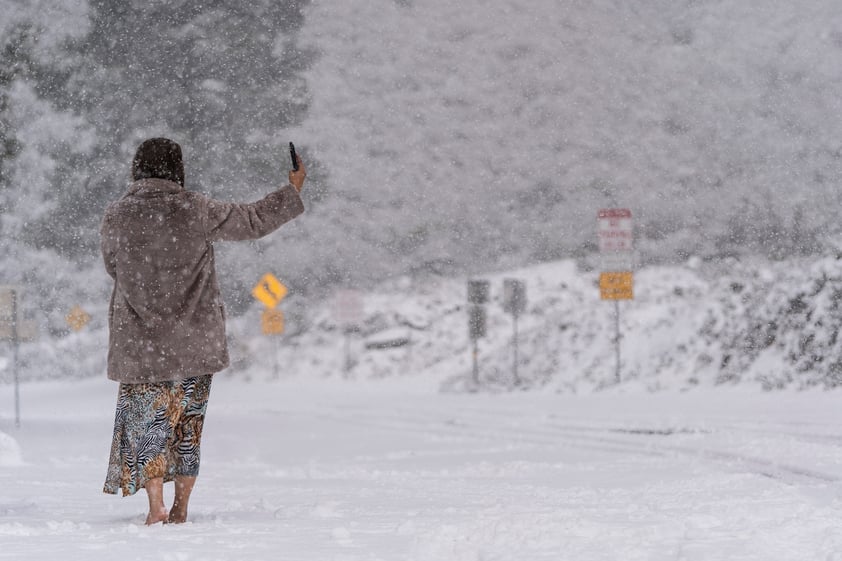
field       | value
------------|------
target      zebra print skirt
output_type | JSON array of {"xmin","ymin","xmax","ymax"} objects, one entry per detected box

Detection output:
[{"xmin": 103, "ymin": 375, "xmax": 212, "ymax": 497}]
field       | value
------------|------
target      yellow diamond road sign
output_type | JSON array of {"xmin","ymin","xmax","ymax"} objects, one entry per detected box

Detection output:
[
  {"xmin": 252, "ymin": 273, "xmax": 288, "ymax": 309},
  {"xmin": 66, "ymin": 305, "xmax": 91, "ymax": 331}
]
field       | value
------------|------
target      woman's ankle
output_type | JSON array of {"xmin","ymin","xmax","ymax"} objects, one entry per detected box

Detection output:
[{"xmin": 145, "ymin": 506, "xmax": 169, "ymax": 525}]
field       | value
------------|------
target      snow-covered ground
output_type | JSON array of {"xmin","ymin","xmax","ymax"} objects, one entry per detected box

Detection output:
[{"xmin": 2, "ymin": 376, "xmax": 842, "ymax": 560}]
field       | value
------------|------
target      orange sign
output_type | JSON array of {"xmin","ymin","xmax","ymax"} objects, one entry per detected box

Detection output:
[
  {"xmin": 66, "ymin": 306, "xmax": 91, "ymax": 331},
  {"xmin": 261, "ymin": 309, "xmax": 285, "ymax": 335},
  {"xmin": 252, "ymin": 273, "xmax": 288, "ymax": 309},
  {"xmin": 599, "ymin": 272, "xmax": 634, "ymax": 300}
]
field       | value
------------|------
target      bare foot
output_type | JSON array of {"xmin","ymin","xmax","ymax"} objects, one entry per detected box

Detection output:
[
  {"xmin": 167, "ymin": 507, "xmax": 188, "ymax": 524},
  {"xmin": 145, "ymin": 507, "xmax": 169, "ymax": 525},
  {"xmin": 168, "ymin": 475, "xmax": 196, "ymax": 524},
  {"xmin": 144, "ymin": 477, "xmax": 167, "ymax": 525}
]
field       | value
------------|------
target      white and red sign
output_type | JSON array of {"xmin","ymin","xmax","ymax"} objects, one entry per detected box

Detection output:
[
  {"xmin": 598, "ymin": 209, "xmax": 634, "ymax": 300},
  {"xmin": 597, "ymin": 208, "xmax": 633, "ymax": 253}
]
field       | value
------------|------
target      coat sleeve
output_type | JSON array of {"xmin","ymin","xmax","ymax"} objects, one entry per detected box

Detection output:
[
  {"xmin": 100, "ymin": 209, "xmax": 117, "ymax": 280},
  {"xmin": 202, "ymin": 184, "xmax": 305, "ymax": 242}
]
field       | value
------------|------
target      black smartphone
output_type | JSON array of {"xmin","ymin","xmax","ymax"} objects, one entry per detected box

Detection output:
[{"xmin": 289, "ymin": 142, "xmax": 299, "ymax": 171}]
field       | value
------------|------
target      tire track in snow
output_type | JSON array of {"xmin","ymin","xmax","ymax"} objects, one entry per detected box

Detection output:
[{"xmin": 301, "ymin": 403, "xmax": 841, "ymax": 485}]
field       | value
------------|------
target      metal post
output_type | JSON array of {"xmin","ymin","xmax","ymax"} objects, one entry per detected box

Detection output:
[
  {"xmin": 502, "ymin": 279, "xmax": 526, "ymax": 387},
  {"xmin": 273, "ymin": 339, "xmax": 280, "ymax": 379},
  {"xmin": 614, "ymin": 300, "xmax": 621, "ymax": 384},
  {"xmin": 467, "ymin": 282, "xmax": 488, "ymax": 389},
  {"xmin": 11, "ymin": 289, "xmax": 20, "ymax": 428},
  {"xmin": 472, "ymin": 339, "xmax": 479, "ymax": 386},
  {"xmin": 405, "ymin": 330, "xmax": 412, "ymax": 368},
  {"xmin": 344, "ymin": 328, "xmax": 352, "ymax": 376},
  {"xmin": 512, "ymin": 313, "xmax": 520, "ymax": 386}
]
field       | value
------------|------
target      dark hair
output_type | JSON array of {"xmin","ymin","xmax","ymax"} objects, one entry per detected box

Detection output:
[{"xmin": 132, "ymin": 138, "xmax": 185, "ymax": 186}]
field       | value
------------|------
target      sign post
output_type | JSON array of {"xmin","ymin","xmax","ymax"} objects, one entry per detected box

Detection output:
[
  {"xmin": 597, "ymin": 209, "xmax": 634, "ymax": 384},
  {"xmin": 252, "ymin": 273, "xmax": 288, "ymax": 377},
  {"xmin": 467, "ymin": 280, "xmax": 489, "ymax": 387},
  {"xmin": 10, "ymin": 290, "xmax": 18, "ymax": 428},
  {"xmin": 503, "ymin": 279, "xmax": 526, "ymax": 386},
  {"xmin": 335, "ymin": 289, "xmax": 364, "ymax": 375},
  {"xmin": 0, "ymin": 288, "xmax": 24, "ymax": 428},
  {"xmin": 0, "ymin": 288, "xmax": 38, "ymax": 427}
]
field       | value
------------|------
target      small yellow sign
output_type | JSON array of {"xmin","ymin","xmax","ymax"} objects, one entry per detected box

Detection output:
[
  {"xmin": 600, "ymin": 272, "xmax": 634, "ymax": 300},
  {"xmin": 66, "ymin": 305, "xmax": 91, "ymax": 331},
  {"xmin": 262, "ymin": 309, "xmax": 285, "ymax": 335},
  {"xmin": 252, "ymin": 273, "xmax": 288, "ymax": 309}
]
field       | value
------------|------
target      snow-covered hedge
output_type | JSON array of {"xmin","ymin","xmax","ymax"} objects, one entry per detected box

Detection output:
[{"xmin": 9, "ymin": 254, "xmax": 842, "ymax": 392}]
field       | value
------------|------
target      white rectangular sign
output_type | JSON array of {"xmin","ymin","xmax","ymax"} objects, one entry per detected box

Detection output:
[
  {"xmin": 598, "ymin": 208, "xmax": 633, "ymax": 253},
  {"xmin": 335, "ymin": 289, "xmax": 364, "ymax": 327}
]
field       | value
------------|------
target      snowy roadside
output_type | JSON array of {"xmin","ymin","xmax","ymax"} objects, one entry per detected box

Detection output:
[{"xmin": 2, "ymin": 376, "xmax": 842, "ymax": 560}]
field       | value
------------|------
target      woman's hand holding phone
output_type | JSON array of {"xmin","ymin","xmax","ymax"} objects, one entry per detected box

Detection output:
[{"xmin": 288, "ymin": 142, "xmax": 306, "ymax": 193}]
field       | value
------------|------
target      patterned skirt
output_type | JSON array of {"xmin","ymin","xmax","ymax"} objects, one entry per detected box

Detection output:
[{"xmin": 103, "ymin": 375, "xmax": 212, "ymax": 497}]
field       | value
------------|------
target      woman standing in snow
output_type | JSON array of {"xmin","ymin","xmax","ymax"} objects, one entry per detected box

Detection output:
[{"xmin": 101, "ymin": 137, "xmax": 306, "ymax": 524}]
